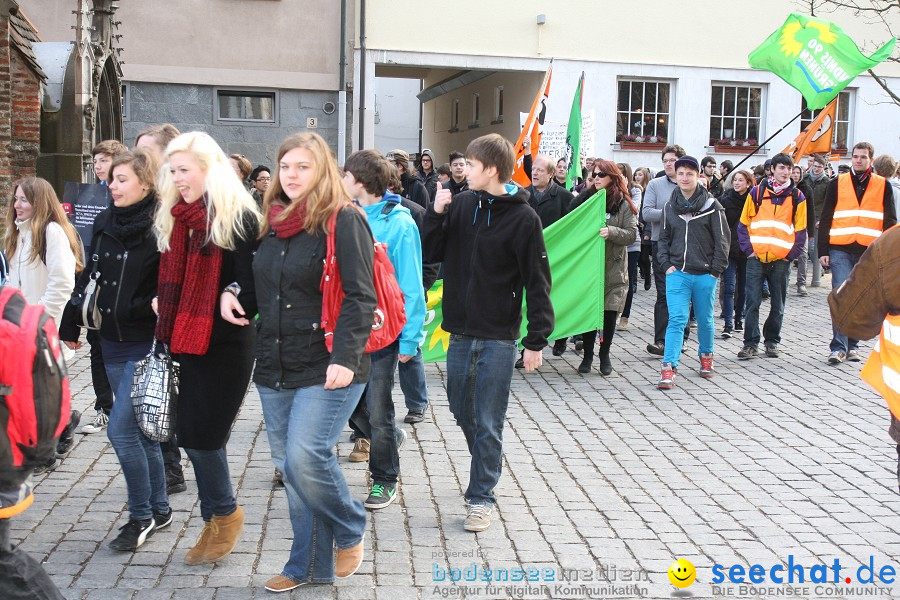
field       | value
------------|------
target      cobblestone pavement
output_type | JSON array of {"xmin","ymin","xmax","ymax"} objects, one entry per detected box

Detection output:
[{"xmin": 10, "ymin": 271, "xmax": 900, "ymax": 600}]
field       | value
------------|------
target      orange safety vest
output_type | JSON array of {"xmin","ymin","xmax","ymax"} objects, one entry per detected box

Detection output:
[
  {"xmin": 862, "ymin": 315, "xmax": 900, "ymax": 421},
  {"xmin": 748, "ymin": 187, "xmax": 796, "ymax": 260},
  {"xmin": 829, "ymin": 173, "xmax": 886, "ymax": 247}
]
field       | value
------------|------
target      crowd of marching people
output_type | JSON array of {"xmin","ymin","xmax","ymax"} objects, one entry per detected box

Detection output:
[{"xmin": 1, "ymin": 121, "xmax": 899, "ymax": 595}]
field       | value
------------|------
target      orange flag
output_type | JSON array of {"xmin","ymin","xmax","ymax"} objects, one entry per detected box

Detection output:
[
  {"xmin": 782, "ymin": 98, "xmax": 837, "ymax": 162},
  {"xmin": 512, "ymin": 63, "xmax": 552, "ymax": 187}
]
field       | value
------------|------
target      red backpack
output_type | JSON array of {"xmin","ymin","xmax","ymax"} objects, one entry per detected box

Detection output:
[
  {"xmin": 321, "ymin": 207, "xmax": 407, "ymax": 354},
  {"xmin": 0, "ymin": 286, "xmax": 71, "ymax": 473}
]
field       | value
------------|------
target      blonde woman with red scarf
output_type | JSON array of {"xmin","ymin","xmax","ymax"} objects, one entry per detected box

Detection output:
[{"xmin": 153, "ymin": 132, "xmax": 261, "ymax": 565}]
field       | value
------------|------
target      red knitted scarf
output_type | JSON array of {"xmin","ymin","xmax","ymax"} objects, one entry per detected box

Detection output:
[
  {"xmin": 155, "ymin": 198, "xmax": 223, "ymax": 355},
  {"xmin": 268, "ymin": 201, "xmax": 307, "ymax": 238}
]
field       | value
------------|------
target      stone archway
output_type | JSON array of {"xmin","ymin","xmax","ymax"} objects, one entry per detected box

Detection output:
[{"xmin": 93, "ymin": 56, "xmax": 122, "ymax": 147}]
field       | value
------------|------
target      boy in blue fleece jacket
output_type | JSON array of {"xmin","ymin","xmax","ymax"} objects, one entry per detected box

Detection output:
[{"xmin": 343, "ymin": 150, "xmax": 426, "ymax": 510}]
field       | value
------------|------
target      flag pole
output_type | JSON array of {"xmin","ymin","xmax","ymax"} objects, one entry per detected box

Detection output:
[{"xmin": 727, "ymin": 109, "xmax": 805, "ymax": 173}]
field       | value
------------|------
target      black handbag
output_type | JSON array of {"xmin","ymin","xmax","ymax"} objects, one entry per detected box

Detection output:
[
  {"xmin": 76, "ymin": 251, "xmax": 103, "ymax": 330},
  {"xmin": 131, "ymin": 339, "xmax": 180, "ymax": 442}
]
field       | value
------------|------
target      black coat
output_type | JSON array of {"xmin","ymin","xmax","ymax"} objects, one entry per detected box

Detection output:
[
  {"xmin": 525, "ymin": 180, "xmax": 574, "ymax": 229},
  {"xmin": 401, "ymin": 172, "xmax": 429, "ymax": 210},
  {"xmin": 718, "ymin": 188, "xmax": 747, "ymax": 260},
  {"xmin": 252, "ymin": 206, "xmax": 377, "ymax": 390},
  {"xmin": 59, "ymin": 207, "xmax": 159, "ymax": 344},
  {"xmin": 422, "ymin": 186, "xmax": 554, "ymax": 350}
]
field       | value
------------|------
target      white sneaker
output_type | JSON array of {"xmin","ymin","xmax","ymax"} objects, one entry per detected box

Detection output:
[
  {"xmin": 81, "ymin": 410, "xmax": 109, "ymax": 434},
  {"xmin": 464, "ymin": 503, "xmax": 493, "ymax": 532}
]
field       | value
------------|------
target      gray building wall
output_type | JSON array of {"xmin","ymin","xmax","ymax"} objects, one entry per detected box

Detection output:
[{"xmin": 124, "ymin": 82, "xmax": 342, "ymax": 167}]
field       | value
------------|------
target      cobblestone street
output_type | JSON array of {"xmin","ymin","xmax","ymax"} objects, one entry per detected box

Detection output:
[{"xmin": 10, "ymin": 273, "xmax": 899, "ymax": 600}]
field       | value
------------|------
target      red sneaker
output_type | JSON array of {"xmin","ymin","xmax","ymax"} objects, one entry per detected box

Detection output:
[
  {"xmin": 699, "ymin": 353, "xmax": 714, "ymax": 378},
  {"xmin": 658, "ymin": 363, "xmax": 677, "ymax": 389}
]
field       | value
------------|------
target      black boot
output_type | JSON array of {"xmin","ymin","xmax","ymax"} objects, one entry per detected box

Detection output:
[
  {"xmin": 598, "ymin": 350, "xmax": 613, "ymax": 376},
  {"xmin": 552, "ymin": 339, "xmax": 567, "ymax": 356},
  {"xmin": 578, "ymin": 332, "xmax": 596, "ymax": 374},
  {"xmin": 578, "ymin": 356, "xmax": 592, "ymax": 374}
]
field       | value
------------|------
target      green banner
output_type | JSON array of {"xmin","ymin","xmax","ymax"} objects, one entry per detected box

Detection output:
[
  {"xmin": 748, "ymin": 13, "xmax": 896, "ymax": 110},
  {"xmin": 422, "ymin": 190, "xmax": 606, "ymax": 362},
  {"xmin": 565, "ymin": 73, "xmax": 584, "ymax": 190}
]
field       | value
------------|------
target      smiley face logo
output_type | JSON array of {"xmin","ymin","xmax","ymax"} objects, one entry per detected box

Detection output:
[{"xmin": 668, "ymin": 558, "xmax": 696, "ymax": 588}]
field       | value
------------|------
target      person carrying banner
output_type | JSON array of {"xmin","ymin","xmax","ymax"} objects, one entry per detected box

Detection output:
[
  {"xmin": 818, "ymin": 142, "xmax": 897, "ymax": 365},
  {"xmin": 423, "ymin": 133, "xmax": 553, "ymax": 532},
  {"xmin": 736, "ymin": 153, "xmax": 808, "ymax": 360},
  {"xmin": 569, "ymin": 161, "xmax": 637, "ymax": 375}
]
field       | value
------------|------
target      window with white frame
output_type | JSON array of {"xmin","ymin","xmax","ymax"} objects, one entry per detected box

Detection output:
[
  {"xmin": 450, "ymin": 98, "xmax": 460, "ymax": 131},
  {"xmin": 709, "ymin": 84, "xmax": 762, "ymax": 146},
  {"xmin": 800, "ymin": 90, "xmax": 852, "ymax": 152},
  {"xmin": 493, "ymin": 86, "xmax": 504, "ymax": 123},
  {"xmin": 616, "ymin": 80, "xmax": 670, "ymax": 143},
  {"xmin": 216, "ymin": 89, "xmax": 277, "ymax": 123},
  {"xmin": 471, "ymin": 93, "xmax": 480, "ymax": 127}
]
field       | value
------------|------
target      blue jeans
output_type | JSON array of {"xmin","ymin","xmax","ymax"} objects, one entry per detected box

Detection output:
[
  {"xmin": 722, "ymin": 256, "xmax": 747, "ymax": 327},
  {"xmin": 258, "ymin": 382, "xmax": 366, "ymax": 584},
  {"xmin": 663, "ymin": 271, "xmax": 717, "ymax": 367},
  {"xmin": 446, "ymin": 335, "xmax": 517, "ymax": 505},
  {"xmin": 183, "ymin": 447, "xmax": 237, "ymax": 522},
  {"xmin": 105, "ymin": 361, "xmax": 169, "ymax": 522},
  {"xmin": 398, "ymin": 347, "xmax": 428, "ymax": 412},
  {"xmin": 349, "ymin": 341, "xmax": 401, "ymax": 484},
  {"xmin": 743, "ymin": 257, "xmax": 790, "ymax": 349},
  {"xmin": 829, "ymin": 249, "xmax": 861, "ymax": 353}
]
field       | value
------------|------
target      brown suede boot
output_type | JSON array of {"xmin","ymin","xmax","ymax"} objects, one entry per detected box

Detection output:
[
  {"xmin": 184, "ymin": 521, "xmax": 213, "ymax": 565},
  {"xmin": 335, "ymin": 534, "xmax": 364, "ymax": 578},
  {"xmin": 198, "ymin": 505, "xmax": 244, "ymax": 564}
]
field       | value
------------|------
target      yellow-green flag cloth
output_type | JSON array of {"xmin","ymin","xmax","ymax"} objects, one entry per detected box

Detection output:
[{"xmin": 749, "ymin": 13, "xmax": 895, "ymax": 110}]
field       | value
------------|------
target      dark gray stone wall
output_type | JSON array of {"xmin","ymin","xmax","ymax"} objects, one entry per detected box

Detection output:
[{"xmin": 124, "ymin": 82, "xmax": 340, "ymax": 168}]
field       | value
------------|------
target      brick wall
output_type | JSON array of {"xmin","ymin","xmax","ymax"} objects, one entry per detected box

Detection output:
[
  {"xmin": 0, "ymin": 17, "xmax": 12, "ymax": 239},
  {"xmin": 0, "ymin": 18, "xmax": 42, "ymax": 240}
]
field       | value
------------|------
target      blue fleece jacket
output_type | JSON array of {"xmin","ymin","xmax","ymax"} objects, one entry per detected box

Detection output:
[{"xmin": 359, "ymin": 192, "xmax": 426, "ymax": 356}]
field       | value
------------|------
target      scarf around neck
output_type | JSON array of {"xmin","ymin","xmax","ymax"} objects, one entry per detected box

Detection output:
[
  {"xmin": 268, "ymin": 196, "xmax": 307, "ymax": 238},
  {"xmin": 109, "ymin": 191, "xmax": 157, "ymax": 244},
  {"xmin": 155, "ymin": 197, "xmax": 223, "ymax": 355},
  {"xmin": 672, "ymin": 185, "xmax": 709, "ymax": 215},
  {"xmin": 768, "ymin": 176, "xmax": 792, "ymax": 196}
]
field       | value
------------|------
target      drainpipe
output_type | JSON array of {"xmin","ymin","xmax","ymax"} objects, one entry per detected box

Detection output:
[
  {"xmin": 337, "ymin": 0, "xmax": 347, "ymax": 163},
  {"xmin": 357, "ymin": 0, "xmax": 366, "ymax": 150}
]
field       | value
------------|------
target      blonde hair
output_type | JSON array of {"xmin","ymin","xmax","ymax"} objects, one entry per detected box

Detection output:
[
  {"xmin": 260, "ymin": 132, "xmax": 351, "ymax": 238},
  {"xmin": 154, "ymin": 131, "xmax": 260, "ymax": 251},
  {"xmin": 4, "ymin": 177, "xmax": 84, "ymax": 272}
]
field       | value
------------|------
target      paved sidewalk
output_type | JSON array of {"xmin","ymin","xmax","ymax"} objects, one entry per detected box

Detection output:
[{"xmin": 10, "ymin": 273, "xmax": 900, "ymax": 599}]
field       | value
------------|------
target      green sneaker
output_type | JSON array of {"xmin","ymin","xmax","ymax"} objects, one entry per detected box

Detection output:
[{"xmin": 364, "ymin": 481, "xmax": 398, "ymax": 509}]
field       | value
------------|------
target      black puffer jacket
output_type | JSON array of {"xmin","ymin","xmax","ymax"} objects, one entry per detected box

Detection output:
[
  {"xmin": 252, "ymin": 206, "xmax": 377, "ymax": 390},
  {"xmin": 657, "ymin": 186, "xmax": 730, "ymax": 277},
  {"xmin": 59, "ymin": 198, "xmax": 159, "ymax": 344}
]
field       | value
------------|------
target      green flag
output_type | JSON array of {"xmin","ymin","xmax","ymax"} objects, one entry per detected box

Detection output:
[
  {"xmin": 422, "ymin": 190, "xmax": 606, "ymax": 362},
  {"xmin": 564, "ymin": 73, "xmax": 584, "ymax": 190},
  {"xmin": 749, "ymin": 13, "xmax": 896, "ymax": 110}
]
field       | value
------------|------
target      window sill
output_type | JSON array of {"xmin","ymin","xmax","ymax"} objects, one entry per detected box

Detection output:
[
  {"xmin": 615, "ymin": 141, "xmax": 667, "ymax": 151},
  {"xmin": 468, "ymin": 122, "xmax": 480, "ymax": 130},
  {"xmin": 709, "ymin": 145, "xmax": 767, "ymax": 155},
  {"xmin": 490, "ymin": 118, "xmax": 503, "ymax": 125},
  {"xmin": 448, "ymin": 127, "xmax": 459, "ymax": 133}
]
